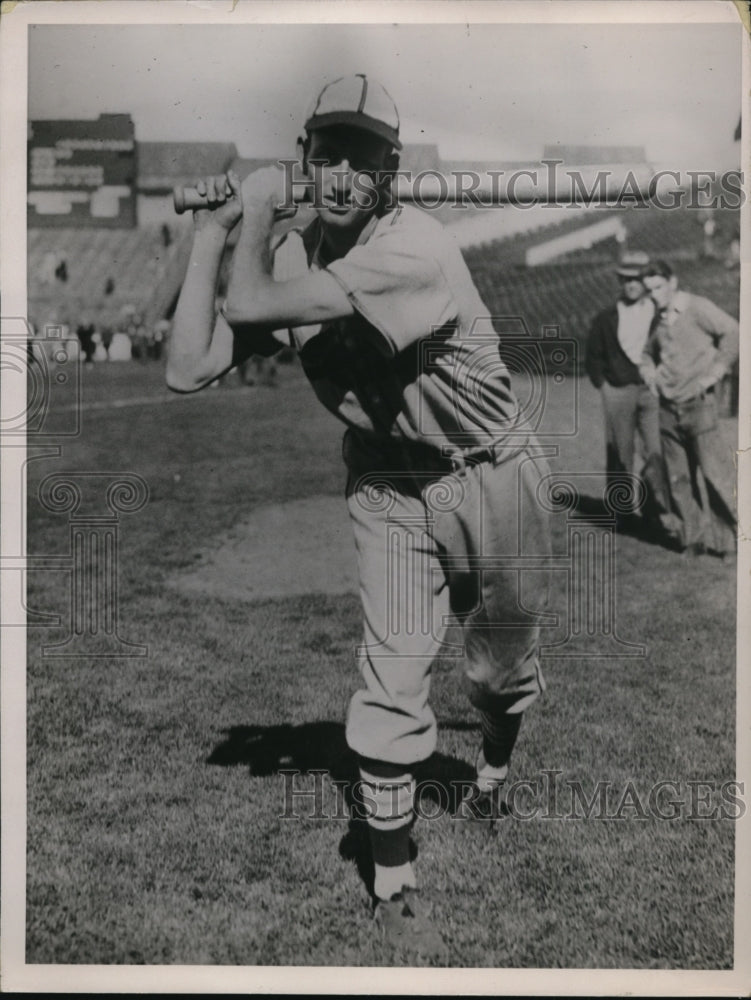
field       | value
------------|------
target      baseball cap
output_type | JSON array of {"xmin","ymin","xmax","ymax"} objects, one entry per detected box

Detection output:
[
  {"xmin": 304, "ymin": 74, "xmax": 402, "ymax": 150},
  {"xmin": 615, "ymin": 250, "xmax": 650, "ymax": 279}
]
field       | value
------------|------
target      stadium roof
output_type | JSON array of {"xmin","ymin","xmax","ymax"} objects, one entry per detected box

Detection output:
[
  {"xmin": 138, "ymin": 141, "xmax": 238, "ymax": 192},
  {"xmin": 443, "ymin": 159, "xmax": 540, "ymax": 174},
  {"xmin": 400, "ymin": 144, "xmax": 441, "ymax": 174},
  {"xmin": 230, "ymin": 156, "xmax": 281, "ymax": 179},
  {"xmin": 543, "ymin": 144, "xmax": 647, "ymax": 165}
]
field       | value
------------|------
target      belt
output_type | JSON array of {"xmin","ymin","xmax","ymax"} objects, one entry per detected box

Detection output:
[
  {"xmin": 661, "ymin": 386, "xmax": 714, "ymax": 412},
  {"xmin": 343, "ymin": 428, "xmax": 531, "ymax": 477},
  {"xmin": 448, "ymin": 435, "xmax": 531, "ymax": 473}
]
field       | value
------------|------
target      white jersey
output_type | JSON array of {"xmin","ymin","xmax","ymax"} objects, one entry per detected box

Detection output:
[{"xmin": 273, "ymin": 204, "xmax": 526, "ymax": 456}]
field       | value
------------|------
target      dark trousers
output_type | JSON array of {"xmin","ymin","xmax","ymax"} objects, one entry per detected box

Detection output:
[{"xmin": 659, "ymin": 391, "xmax": 736, "ymax": 553}]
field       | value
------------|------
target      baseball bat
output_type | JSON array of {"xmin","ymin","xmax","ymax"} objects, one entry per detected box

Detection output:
[
  {"xmin": 175, "ymin": 172, "xmax": 656, "ymax": 213},
  {"xmin": 173, "ymin": 184, "xmax": 303, "ymax": 218}
]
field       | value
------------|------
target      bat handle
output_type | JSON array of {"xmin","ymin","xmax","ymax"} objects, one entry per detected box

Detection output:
[{"xmin": 173, "ymin": 185, "xmax": 299, "ymax": 220}]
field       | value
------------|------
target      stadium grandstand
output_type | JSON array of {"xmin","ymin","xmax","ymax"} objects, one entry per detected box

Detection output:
[
  {"xmin": 27, "ymin": 118, "xmax": 238, "ymax": 335},
  {"xmin": 27, "ymin": 114, "xmax": 740, "ymax": 399}
]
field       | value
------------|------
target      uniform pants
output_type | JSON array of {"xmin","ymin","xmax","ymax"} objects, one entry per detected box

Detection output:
[
  {"xmin": 600, "ymin": 382, "xmax": 668, "ymax": 518},
  {"xmin": 659, "ymin": 392, "xmax": 737, "ymax": 553},
  {"xmin": 343, "ymin": 433, "xmax": 552, "ymax": 766}
]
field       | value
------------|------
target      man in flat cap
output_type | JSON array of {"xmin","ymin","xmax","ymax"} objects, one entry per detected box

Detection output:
[{"xmin": 586, "ymin": 250, "xmax": 667, "ymax": 533}]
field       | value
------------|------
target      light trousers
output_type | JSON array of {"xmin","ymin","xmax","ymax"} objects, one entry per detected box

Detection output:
[{"xmin": 343, "ymin": 431, "xmax": 552, "ymax": 766}]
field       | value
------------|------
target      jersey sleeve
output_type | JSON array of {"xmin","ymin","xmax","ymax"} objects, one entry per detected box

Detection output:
[{"xmin": 325, "ymin": 222, "xmax": 457, "ymax": 356}]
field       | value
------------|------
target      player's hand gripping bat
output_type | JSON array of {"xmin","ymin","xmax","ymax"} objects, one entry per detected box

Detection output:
[{"xmin": 173, "ymin": 175, "xmax": 304, "ymax": 220}]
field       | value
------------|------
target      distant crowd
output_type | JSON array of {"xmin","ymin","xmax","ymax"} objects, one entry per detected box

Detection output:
[
  {"xmin": 27, "ymin": 304, "xmax": 288, "ymax": 390},
  {"xmin": 28, "ymin": 305, "xmax": 171, "ymax": 365}
]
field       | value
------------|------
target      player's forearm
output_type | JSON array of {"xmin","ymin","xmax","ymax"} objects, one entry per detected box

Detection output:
[
  {"xmin": 224, "ymin": 203, "xmax": 276, "ymax": 324},
  {"xmin": 167, "ymin": 223, "xmax": 229, "ymax": 391}
]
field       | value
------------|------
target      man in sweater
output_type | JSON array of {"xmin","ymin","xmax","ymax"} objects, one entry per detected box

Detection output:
[
  {"xmin": 640, "ymin": 259, "xmax": 738, "ymax": 558},
  {"xmin": 586, "ymin": 251, "xmax": 667, "ymax": 532}
]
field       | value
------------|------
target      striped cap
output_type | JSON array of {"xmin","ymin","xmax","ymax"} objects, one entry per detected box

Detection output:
[{"xmin": 304, "ymin": 74, "xmax": 402, "ymax": 150}]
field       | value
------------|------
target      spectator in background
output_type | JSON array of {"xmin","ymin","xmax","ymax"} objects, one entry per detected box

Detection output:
[
  {"xmin": 586, "ymin": 250, "xmax": 667, "ymax": 534},
  {"xmin": 151, "ymin": 319, "xmax": 170, "ymax": 361},
  {"xmin": 55, "ymin": 257, "xmax": 68, "ymax": 283},
  {"xmin": 128, "ymin": 312, "xmax": 149, "ymax": 362},
  {"xmin": 76, "ymin": 316, "xmax": 97, "ymax": 365},
  {"xmin": 640, "ymin": 260, "xmax": 739, "ymax": 560},
  {"xmin": 40, "ymin": 252, "xmax": 58, "ymax": 286},
  {"xmin": 725, "ymin": 225, "xmax": 740, "ymax": 270},
  {"xmin": 27, "ymin": 317, "xmax": 40, "ymax": 364},
  {"xmin": 238, "ymin": 353, "xmax": 278, "ymax": 388},
  {"xmin": 699, "ymin": 209, "xmax": 718, "ymax": 260},
  {"xmin": 100, "ymin": 324, "xmax": 114, "ymax": 361}
]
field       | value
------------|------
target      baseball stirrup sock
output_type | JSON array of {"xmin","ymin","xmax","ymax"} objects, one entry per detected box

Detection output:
[
  {"xmin": 358, "ymin": 761, "xmax": 416, "ymax": 901},
  {"xmin": 479, "ymin": 710, "xmax": 523, "ymax": 775}
]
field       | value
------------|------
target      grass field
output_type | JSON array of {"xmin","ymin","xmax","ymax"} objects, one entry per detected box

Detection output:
[{"xmin": 24, "ymin": 358, "xmax": 737, "ymax": 969}]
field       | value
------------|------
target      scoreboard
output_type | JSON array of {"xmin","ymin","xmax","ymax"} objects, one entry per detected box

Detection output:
[{"xmin": 28, "ymin": 113, "xmax": 137, "ymax": 228}]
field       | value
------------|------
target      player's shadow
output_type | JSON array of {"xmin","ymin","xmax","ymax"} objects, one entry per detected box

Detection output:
[
  {"xmin": 207, "ymin": 721, "xmax": 354, "ymax": 778},
  {"xmin": 207, "ymin": 721, "xmax": 475, "ymax": 897},
  {"xmin": 568, "ymin": 492, "xmax": 654, "ymax": 541},
  {"xmin": 572, "ymin": 493, "xmax": 676, "ymax": 549}
]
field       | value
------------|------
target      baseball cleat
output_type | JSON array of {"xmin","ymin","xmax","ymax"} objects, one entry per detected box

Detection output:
[
  {"xmin": 472, "ymin": 782, "xmax": 509, "ymax": 822},
  {"xmin": 464, "ymin": 748, "xmax": 510, "ymax": 824},
  {"xmin": 374, "ymin": 887, "xmax": 448, "ymax": 962},
  {"xmin": 459, "ymin": 780, "xmax": 509, "ymax": 824}
]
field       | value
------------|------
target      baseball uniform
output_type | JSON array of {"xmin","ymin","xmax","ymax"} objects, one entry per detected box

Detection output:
[
  {"xmin": 167, "ymin": 72, "xmax": 552, "ymax": 948},
  {"xmin": 272, "ymin": 203, "xmax": 552, "ymax": 766}
]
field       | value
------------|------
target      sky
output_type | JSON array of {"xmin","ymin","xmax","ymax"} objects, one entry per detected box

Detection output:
[{"xmin": 27, "ymin": 20, "xmax": 743, "ymax": 170}]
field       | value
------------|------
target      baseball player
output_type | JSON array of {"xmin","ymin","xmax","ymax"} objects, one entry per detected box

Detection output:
[{"xmin": 167, "ymin": 75, "xmax": 552, "ymax": 960}]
